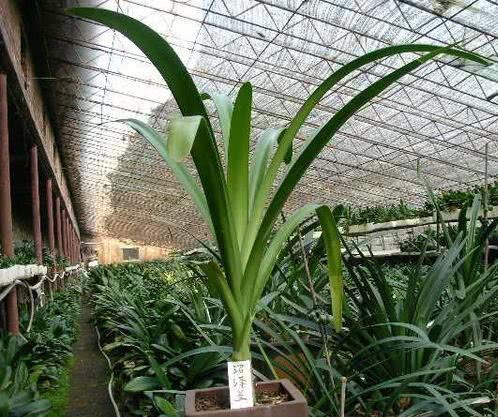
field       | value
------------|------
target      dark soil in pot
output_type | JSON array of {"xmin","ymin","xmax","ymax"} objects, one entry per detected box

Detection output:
[
  {"xmin": 185, "ymin": 379, "xmax": 308, "ymax": 417},
  {"xmin": 196, "ymin": 390, "xmax": 290, "ymax": 411}
]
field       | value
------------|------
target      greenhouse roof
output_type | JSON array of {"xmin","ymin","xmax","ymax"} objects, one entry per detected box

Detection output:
[{"xmin": 40, "ymin": 0, "xmax": 498, "ymax": 248}]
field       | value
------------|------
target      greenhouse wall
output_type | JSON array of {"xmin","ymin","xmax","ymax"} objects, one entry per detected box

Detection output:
[{"xmin": 91, "ymin": 236, "xmax": 172, "ymax": 265}]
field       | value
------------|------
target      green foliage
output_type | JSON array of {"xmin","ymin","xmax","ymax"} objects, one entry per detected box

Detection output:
[
  {"xmin": 227, "ymin": 196, "xmax": 498, "ymax": 416},
  {"xmin": 68, "ymin": 7, "xmax": 490, "ymax": 362},
  {"xmin": 43, "ymin": 358, "xmax": 73, "ymax": 417},
  {"xmin": 0, "ymin": 335, "xmax": 51, "ymax": 417},
  {"xmin": 426, "ymin": 182, "xmax": 498, "ymax": 214},
  {"xmin": 0, "ymin": 240, "xmax": 70, "ymax": 268},
  {"xmin": 249, "ymin": 197, "xmax": 498, "ymax": 417},
  {"xmin": 22, "ymin": 281, "xmax": 81, "ymax": 391},
  {"xmin": 88, "ymin": 261, "xmax": 230, "ymax": 416},
  {"xmin": 345, "ymin": 181, "xmax": 498, "ymax": 227},
  {"xmin": 1, "ymin": 279, "xmax": 81, "ymax": 416},
  {"xmin": 347, "ymin": 200, "xmax": 430, "ymax": 225},
  {"xmin": 90, "ymin": 199, "xmax": 498, "ymax": 416},
  {"xmin": 398, "ymin": 228, "xmax": 442, "ymax": 253}
]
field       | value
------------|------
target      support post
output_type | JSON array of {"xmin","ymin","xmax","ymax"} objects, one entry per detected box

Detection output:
[
  {"xmin": 0, "ymin": 73, "xmax": 18, "ymax": 334},
  {"xmin": 46, "ymin": 179, "xmax": 55, "ymax": 255},
  {"xmin": 484, "ymin": 143, "xmax": 489, "ymax": 270},
  {"xmin": 62, "ymin": 211, "xmax": 68, "ymax": 288},
  {"xmin": 62, "ymin": 209, "xmax": 67, "ymax": 258},
  {"xmin": 72, "ymin": 228, "xmax": 76, "ymax": 263},
  {"xmin": 46, "ymin": 179, "xmax": 55, "ymax": 294},
  {"xmin": 73, "ymin": 230, "xmax": 77, "ymax": 264},
  {"xmin": 55, "ymin": 197, "xmax": 62, "ymax": 256},
  {"xmin": 31, "ymin": 146, "xmax": 43, "ymax": 265},
  {"xmin": 69, "ymin": 226, "xmax": 74, "ymax": 264},
  {"xmin": 55, "ymin": 197, "xmax": 62, "ymax": 291},
  {"xmin": 66, "ymin": 216, "xmax": 70, "ymax": 264},
  {"xmin": 66, "ymin": 216, "xmax": 70, "ymax": 260}
]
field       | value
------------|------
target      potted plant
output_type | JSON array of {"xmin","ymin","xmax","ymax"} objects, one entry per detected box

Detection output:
[{"xmin": 67, "ymin": 7, "xmax": 490, "ymax": 416}]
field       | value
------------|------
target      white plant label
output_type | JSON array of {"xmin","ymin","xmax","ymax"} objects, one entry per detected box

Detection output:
[{"xmin": 227, "ymin": 360, "xmax": 254, "ymax": 409}]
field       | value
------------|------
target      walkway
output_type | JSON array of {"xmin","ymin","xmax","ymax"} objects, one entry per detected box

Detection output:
[{"xmin": 68, "ymin": 300, "xmax": 115, "ymax": 417}]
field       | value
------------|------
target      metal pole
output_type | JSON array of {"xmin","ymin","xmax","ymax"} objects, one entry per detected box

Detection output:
[
  {"xmin": 65, "ymin": 216, "xmax": 70, "ymax": 261},
  {"xmin": 30, "ymin": 146, "xmax": 43, "ymax": 265},
  {"xmin": 484, "ymin": 143, "xmax": 489, "ymax": 270},
  {"xmin": 70, "ymin": 226, "xmax": 74, "ymax": 264},
  {"xmin": 0, "ymin": 73, "xmax": 19, "ymax": 334},
  {"xmin": 55, "ymin": 197, "xmax": 62, "ymax": 291},
  {"xmin": 74, "ymin": 231, "xmax": 78, "ymax": 263},
  {"xmin": 46, "ymin": 179, "xmax": 55, "ymax": 295},
  {"xmin": 62, "ymin": 211, "xmax": 68, "ymax": 288},
  {"xmin": 62, "ymin": 209, "xmax": 67, "ymax": 258},
  {"xmin": 55, "ymin": 197, "xmax": 62, "ymax": 256},
  {"xmin": 46, "ymin": 179, "xmax": 55, "ymax": 255},
  {"xmin": 72, "ymin": 229, "xmax": 76, "ymax": 264},
  {"xmin": 66, "ymin": 216, "xmax": 69, "ymax": 260}
]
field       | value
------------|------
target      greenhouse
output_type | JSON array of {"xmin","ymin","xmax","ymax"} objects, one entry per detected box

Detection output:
[{"xmin": 1, "ymin": 0, "xmax": 498, "ymax": 416}]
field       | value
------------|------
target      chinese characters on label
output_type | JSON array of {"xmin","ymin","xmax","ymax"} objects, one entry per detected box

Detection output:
[{"xmin": 227, "ymin": 360, "xmax": 254, "ymax": 409}]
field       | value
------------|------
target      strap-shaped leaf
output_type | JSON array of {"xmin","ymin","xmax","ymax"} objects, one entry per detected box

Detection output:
[
  {"xmin": 120, "ymin": 119, "xmax": 213, "ymax": 233},
  {"xmin": 167, "ymin": 116, "xmax": 202, "ymax": 162},
  {"xmin": 201, "ymin": 92, "xmax": 233, "ymax": 159},
  {"xmin": 316, "ymin": 205, "xmax": 343, "ymax": 332},
  {"xmin": 244, "ymin": 46, "xmax": 488, "ymax": 292},
  {"xmin": 198, "ymin": 261, "xmax": 243, "ymax": 336},
  {"xmin": 277, "ymin": 133, "xmax": 293, "ymax": 164},
  {"xmin": 68, "ymin": 7, "xmax": 243, "ymax": 308},
  {"xmin": 243, "ymin": 44, "xmax": 490, "ymax": 266},
  {"xmin": 228, "ymin": 82, "xmax": 252, "ymax": 247},
  {"xmin": 248, "ymin": 204, "xmax": 319, "ymax": 309},
  {"xmin": 248, "ymin": 128, "xmax": 284, "ymax": 218}
]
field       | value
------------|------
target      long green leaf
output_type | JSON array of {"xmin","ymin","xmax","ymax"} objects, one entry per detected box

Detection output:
[
  {"xmin": 124, "ymin": 376, "xmax": 160, "ymax": 392},
  {"xmin": 248, "ymin": 128, "xmax": 284, "ymax": 218},
  {"xmin": 245, "ymin": 46, "xmax": 486, "ymax": 292},
  {"xmin": 201, "ymin": 92, "xmax": 233, "ymax": 159},
  {"xmin": 167, "ymin": 116, "xmax": 202, "ymax": 162},
  {"xmin": 242, "ymin": 44, "xmax": 489, "ymax": 268},
  {"xmin": 228, "ymin": 82, "xmax": 252, "ymax": 248},
  {"xmin": 248, "ymin": 204, "xmax": 318, "ymax": 309},
  {"xmin": 68, "ymin": 6, "xmax": 243, "ymax": 312},
  {"xmin": 316, "ymin": 205, "xmax": 343, "ymax": 332},
  {"xmin": 120, "ymin": 119, "xmax": 212, "ymax": 233},
  {"xmin": 198, "ymin": 261, "xmax": 242, "ymax": 334}
]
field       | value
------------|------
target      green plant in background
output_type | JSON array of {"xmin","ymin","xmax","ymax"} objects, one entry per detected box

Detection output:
[
  {"xmin": 247, "ymin": 199, "xmax": 498, "ymax": 416},
  {"xmin": 346, "ymin": 200, "xmax": 430, "ymax": 226},
  {"xmin": 342, "ymin": 180, "xmax": 498, "ymax": 227},
  {"xmin": 0, "ymin": 335, "xmax": 51, "ymax": 417},
  {"xmin": 398, "ymin": 228, "xmax": 441, "ymax": 253},
  {"xmin": 0, "ymin": 277, "xmax": 82, "ymax": 416},
  {"xmin": 67, "ymin": 8, "xmax": 492, "ymax": 371},
  {"xmin": 89, "ymin": 262, "xmax": 230, "ymax": 415},
  {"xmin": 87, "ymin": 220, "xmax": 498, "ymax": 417},
  {"xmin": 0, "ymin": 240, "xmax": 70, "ymax": 269},
  {"xmin": 425, "ymin": 181, "xmax": 498, "ymax": 214},
  {"xmin": 23, "ymin": 280, "xmax": 82, "ymax": 391}
]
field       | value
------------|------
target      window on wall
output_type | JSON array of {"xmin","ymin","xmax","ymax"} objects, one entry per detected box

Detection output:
[{"xmin": 122, "ymin": 247, "xmax": 139, "ymax": 261}]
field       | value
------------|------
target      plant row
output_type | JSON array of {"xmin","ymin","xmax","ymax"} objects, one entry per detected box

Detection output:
[
  {"xmin": 0, "ymin": 240, "xmax": 69, "ymax": 269},
  {"xmin": 1, "ymin": 278, "xmax": 82, "ymax": 416},
  {"xmin": 345, "ymin": 181, "xmax": 498, "ymax": 226},
  {"xmin": 90, "ymin": 201, "xmax": 498, "ymax": 417}
]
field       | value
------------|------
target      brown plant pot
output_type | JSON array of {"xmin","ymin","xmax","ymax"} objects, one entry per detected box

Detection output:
[{"xmin": 185, "ymin": 379, "xmax": 308, "ymax": 417}]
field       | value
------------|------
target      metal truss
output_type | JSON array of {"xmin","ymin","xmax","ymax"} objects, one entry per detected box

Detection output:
[{"xmin": 38, "ymin": 0, "xmax": 498, "ymax": 247}]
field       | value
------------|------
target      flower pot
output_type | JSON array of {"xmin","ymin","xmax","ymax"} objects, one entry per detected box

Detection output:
[{"xmin": 185, "ymin": 379, "xmax": 308, "ymax": 417}]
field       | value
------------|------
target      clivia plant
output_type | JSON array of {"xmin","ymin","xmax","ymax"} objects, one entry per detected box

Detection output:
[{"xmin": 68, "ymin": 6, "xmax": 490, "ymax": 412}]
